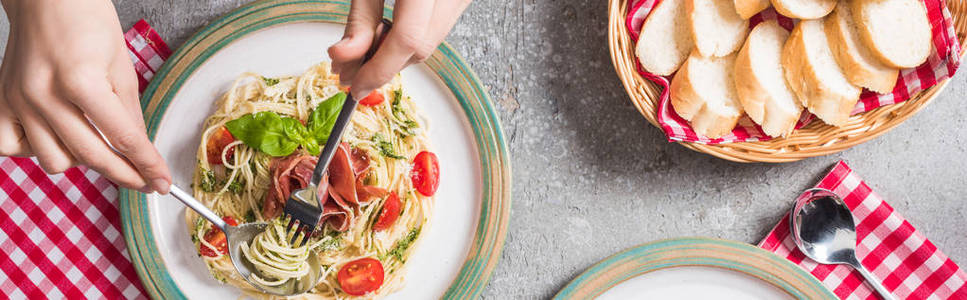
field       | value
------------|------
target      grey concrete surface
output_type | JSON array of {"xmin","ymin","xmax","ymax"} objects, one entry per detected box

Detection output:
[{"xmin": 1, "ymin": 1, "xmax": 965, "ymax": 299}]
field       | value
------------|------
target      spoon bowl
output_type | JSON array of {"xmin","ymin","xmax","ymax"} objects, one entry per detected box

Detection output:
[
  {"xmin": 227, "ymin": 222, "xmax": 322, "ymax": 295},
  {"xmin": 789, "ymin": 188, "xmax": 859, "ymax": 265},
  {"xmin": 790, "ymin": 188, "xmax": 896, "ymax": 300}
]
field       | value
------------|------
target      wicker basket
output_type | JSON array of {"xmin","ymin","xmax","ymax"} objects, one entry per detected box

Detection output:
[{"xmin": 608, "ymin": 0, "xmax": 967, "ymax": 163}]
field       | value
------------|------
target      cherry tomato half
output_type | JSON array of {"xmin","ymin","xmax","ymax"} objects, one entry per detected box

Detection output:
[
  {"xmin": 337, "ymin": 258, "xmax": 385, "ymax": 296},
  {"xmin": 372, "ymin": 192, "xmax": 401, "ymax": 231},
  {"xmin": 359, "ymin": 91, "xmax": 385, "ymax": 106},
  {"xmin": 410, "ymin": 151, "xmax": 439, "ymax": 196},
  {"xmin": 206, "ymin": 126, "xmax": 236, "ymax": 165},
  {"xmin": 200, "ymin": 216, "xmax": 238, "ymax": 257}
]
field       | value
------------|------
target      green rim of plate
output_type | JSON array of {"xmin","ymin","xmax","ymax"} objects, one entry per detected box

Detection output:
[
  {"xmin": 119, "ymin": 1, "xmax": 512, "ymax": 299},
  {"xmin": 553, "ymin": 237, "xmax": 837, "ymax": 299}
]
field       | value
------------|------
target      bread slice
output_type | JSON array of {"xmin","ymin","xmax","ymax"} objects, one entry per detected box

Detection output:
[
  {"xmin": 635, "ymin": 0, "xmax": 693, "ymax": 76},
  {"xmin": 688, "ymin": 0, "xmax": 750, "ymax": 57},
  {"xmin": 734, "ymin": 0, "xmax": 771, "ymax": 19},
  {"xmin": 735, "ymin": 21, "xmax": 802, "ymax": 137},
  {"xmin": 852, "ymin": 0, "xmax": 932, "ymax": 68},
  {"xmin": 771, "ymin": 0, "xmax": 836, "ymax": 19},
  {"xmin": 670, "ymin": 51, "xmax": 743, "ymax": 138},
  {"xmin": 825, "ymin": 1, "xmax": 899, "ymax": 93},
  {"xmin": 782, "ymin": 19, "xmax": 861, "ymax": 126}
]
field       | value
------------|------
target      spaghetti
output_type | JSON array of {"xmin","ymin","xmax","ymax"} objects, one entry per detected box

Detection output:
[{"xmin": 185, "ymin": 62, "xmax": 437, "ymax": 299}]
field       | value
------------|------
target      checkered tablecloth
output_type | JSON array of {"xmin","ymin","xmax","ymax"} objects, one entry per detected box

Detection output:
[
  {"xmin": 626, "ymin": 0, "xmax": 962, "ymax": 144},
  {"xmin": 759, "ymin": 161, "xmax": 967, "ymax": 299},
  {"xmin": 0, "ymin": 20, "xmax": 169, "ymax": 299}
]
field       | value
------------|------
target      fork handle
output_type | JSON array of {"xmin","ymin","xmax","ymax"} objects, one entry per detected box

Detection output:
[
  {"xmin": 309, "ymin": 98, "xmax": 359, "ymax": 186},
  {"xmin": 170, "ymin": 185, "xmax": 228, "ymax": 231}
]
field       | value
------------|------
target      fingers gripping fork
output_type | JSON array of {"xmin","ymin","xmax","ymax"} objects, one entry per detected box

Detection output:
[{"xmin": 280, "ymin": 19, "xmax": 392, "ymax": 247}]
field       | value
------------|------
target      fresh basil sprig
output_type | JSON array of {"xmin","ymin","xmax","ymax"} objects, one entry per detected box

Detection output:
[{"xmin": 225, "ymin": 92, "xmax": 347, "ymax": 157}]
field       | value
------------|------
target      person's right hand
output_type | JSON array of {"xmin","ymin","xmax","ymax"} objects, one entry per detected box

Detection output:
[{"xmin": 0, "ymin": 0, "xmax": 171, "ymax": 194}]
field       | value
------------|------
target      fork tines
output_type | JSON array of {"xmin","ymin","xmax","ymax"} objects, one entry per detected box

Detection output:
[{"xmin": 281, "ymin": 197, "xmax": 320, "ymax": 247}]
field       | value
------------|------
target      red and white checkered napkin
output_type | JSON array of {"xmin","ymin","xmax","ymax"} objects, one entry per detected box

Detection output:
[
  {"xmin": 0, "ymin": 20, "xmax": 169, "ymax": 299},
  {"xmin": 626, "ymin": 0, "xmax": 962, "ymax": 144},
  {"xmin": 758, "ymin": 161, "xmax": 967, "ymax": 299}
]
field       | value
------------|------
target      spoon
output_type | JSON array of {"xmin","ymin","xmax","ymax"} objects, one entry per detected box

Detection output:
[
  {"xmin": 168, "ymin": 185, "xmax": 321, "ymax": 296},
  {"xmin": 789, "ymin": 188, "xmax": 896, "ymax": 300}
]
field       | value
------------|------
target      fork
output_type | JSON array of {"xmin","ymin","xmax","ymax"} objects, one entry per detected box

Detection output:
[{"xmin": 282, "ymin": 19, "xmax": 393, "ymax": 247}]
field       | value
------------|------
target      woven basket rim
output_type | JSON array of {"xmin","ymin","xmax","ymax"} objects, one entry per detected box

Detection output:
[{"xmin": 608, "ymin": 0, "xmax": 967, "ymax": 163}]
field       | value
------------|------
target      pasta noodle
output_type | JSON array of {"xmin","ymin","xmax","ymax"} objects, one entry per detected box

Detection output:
[{"xmin": 185, "ymin": 62, "xmax": 434, "ymax": 299}]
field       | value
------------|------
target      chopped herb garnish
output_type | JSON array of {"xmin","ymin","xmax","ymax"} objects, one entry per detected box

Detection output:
[
  {"xmin": 244, "ymin": 210, "xmax": 256, "ymax": 223},
  {"xmin": 390, "ymin": 90, "xmax": 408, "ymax": 121},
  {"xmin": 262, "ymin": 77, "xmax": 279, "ymax": 86},
  {"xmin": 200, "ymin": 169, "xmax": 218, "ymax": 192},
  {"xmin": 227, "ymin": 179, "xmax": 244, "ymax": 194},
  {"xmin": 372, "ymin": 133, "xmax": 405, "ymax": 159},
  {"xmin": 380, "ymin": 227, "xmax": 420, "ymax": 262},
  {"xmin": 314, "ymin": 237, "xmax": 342, "ymax": 252}
]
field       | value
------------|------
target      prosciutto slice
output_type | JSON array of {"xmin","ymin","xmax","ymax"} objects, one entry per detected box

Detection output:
[{"xmin": 262, "ymin": 143, "xmax": 383, "ymax": 232}]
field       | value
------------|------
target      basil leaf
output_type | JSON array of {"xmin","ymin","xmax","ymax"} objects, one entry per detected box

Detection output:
[
  {"xmin": 225, "ymin": 111, "xmax": 302, "ymax": 157},
  {"xmin": 307, "ymin": 92, "xmax": 347, "ymax": 144}
]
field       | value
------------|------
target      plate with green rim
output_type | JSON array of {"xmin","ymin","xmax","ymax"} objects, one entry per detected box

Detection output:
[
  {"xmin": 119, "ymin": 0, "xmax": 511, "ymax": 299},
  {"xmin": 554, "ymin": 237, "xmax": 836, "ymax": 299}
]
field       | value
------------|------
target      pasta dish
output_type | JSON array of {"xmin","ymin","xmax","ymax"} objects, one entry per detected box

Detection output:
[{"xmin": 185, "ymin": 62, "xmax": 440, "ymax": 299}]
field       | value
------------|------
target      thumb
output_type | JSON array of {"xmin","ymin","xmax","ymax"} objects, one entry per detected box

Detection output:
[{"xmin": 329, "ymin": 0, "xmax": 382, "ymax": 74}]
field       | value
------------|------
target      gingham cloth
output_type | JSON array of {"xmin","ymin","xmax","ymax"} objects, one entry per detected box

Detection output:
[
  {"xmin": 0, "ymin": 20, "xmax": 169, "ymax": 299},
  {"xmin": 758, "ymin": 161, "xmax": 967, "ymax": 299},
  {"xmin": 626, "ymin": 0, "xmax": 963, "ymax": 144}
]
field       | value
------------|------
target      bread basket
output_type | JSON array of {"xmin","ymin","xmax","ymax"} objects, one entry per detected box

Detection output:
[{"xmin": 608, "ymin": 0, "xmax": 967, "ymax": 163}]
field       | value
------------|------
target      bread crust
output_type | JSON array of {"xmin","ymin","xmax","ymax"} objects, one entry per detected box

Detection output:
[
  {"xmin": 782, "ymin": 20, "xmax": 861, "ymax": 127},
  {"xmin": 735, "ymin": 21, "xmax": 802, "ymax": 137},
  {"xmin": 734, "ymin": 0, "xmax": 770, "ymax": 19},
  {"xmin": 825, "ymin": 2, "xmax": 899, "ymax": 93},
  {"xmin": 851, "ymin": 0, "xmax": 932, "ymax": 68},
  {"xmin": 671, "ymin": 52, "xmax": 743, "ymax": 138}
]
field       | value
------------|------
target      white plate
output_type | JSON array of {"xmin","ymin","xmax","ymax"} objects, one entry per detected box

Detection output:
[
  {"xmin": 143, "ymin": 22, "xmax": 484, "ymax": 299},
  {"xmin": 554, "ymin": 238, "xmax": 836, "ymax": 299}
]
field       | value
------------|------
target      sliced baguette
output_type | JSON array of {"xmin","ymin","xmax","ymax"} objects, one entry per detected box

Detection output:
[
  {"xmin": 734, "ymin": 0, "xmax": 771, "ymax": 19},
  {"xmin": 670, "ymin": 51, "xmax": 743, "ymax": 138},
  {"xmin": 735, "ymin": 21, "xmax": 802, "ymax": 137},
  {"xmin": 771, "ymin": 0, "xmax": 836, "ymax": 19},
  {"xmin": 635, "ymin": 0, "xmax": 693, "ymax": 76},
  {"xmin": 688, "ymin": 0, "xmax": 750, "ymax": 57},
  {"xmin": 782, "ymin": 19, "xmax": 861, "ymax": 126},
  {"xmin": 825, "ymin": 1, "xmax": 899, "ymax": 93},
  {"xmin": 852, "ymin": 0, "xmax": 932, "ymax": 68}
]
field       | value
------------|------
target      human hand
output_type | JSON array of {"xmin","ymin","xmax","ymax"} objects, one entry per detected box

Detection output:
[
  {"xmin": 0, "ymin": 0, "xmax": 171, "ymax": 194},
  {"xmin": 328, "ymin": 0, "xmax": 471, "ymax": 99}
]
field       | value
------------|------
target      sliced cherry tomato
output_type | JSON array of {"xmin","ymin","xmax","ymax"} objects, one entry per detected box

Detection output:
[
  {"xmin": 200, "ymin": 216, "xmax": 239, "ymax": 257},
  {"xmin": 337, "ymin": 258, "xmax": 384, "ymax": 296},
  {"xmin": 222, "ymin": 216, "xmax": 239, "ymax": 227},
  {"xmin": 372, "ymin": 192, "xmax": 401, "ymax": 231},
  {"xmin": 410, "ymin": 151, "xmax": 439, "ymax": 196},
  {"xmin": 206, "ymin": 126, "xmax": 237, "ymax": 165},
  {"xmin": 359, "ymin": 91, "xmax": 385, "ymax": 106}
]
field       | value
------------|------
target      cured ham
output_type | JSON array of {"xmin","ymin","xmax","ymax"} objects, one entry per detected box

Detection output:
[{"xmin": 263, "ymin": 143, "xmax": 383, "ymax": 231}]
